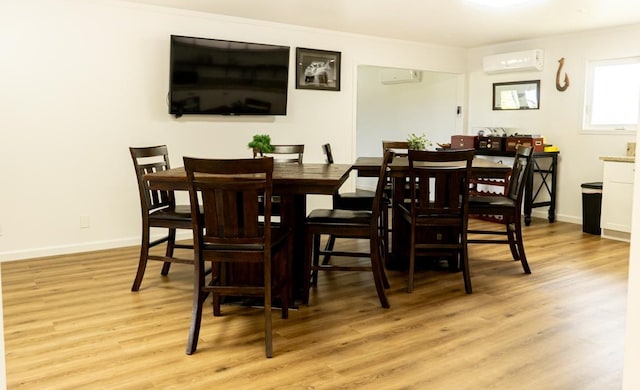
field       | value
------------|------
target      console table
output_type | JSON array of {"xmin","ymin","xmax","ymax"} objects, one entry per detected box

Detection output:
[{"xmin": 475, "ymin": 149, "xmax": 559, "ymax": 225}]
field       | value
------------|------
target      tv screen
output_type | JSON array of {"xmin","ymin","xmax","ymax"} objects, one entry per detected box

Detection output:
[{"xmin": 169, "ymin": 35, "xmax": 290, "ymax": 116}]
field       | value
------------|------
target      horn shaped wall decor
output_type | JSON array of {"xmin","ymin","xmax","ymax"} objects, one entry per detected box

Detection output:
[{"xmin": 556, "ymin": 57, "xmax": 570, "ymax": 91}]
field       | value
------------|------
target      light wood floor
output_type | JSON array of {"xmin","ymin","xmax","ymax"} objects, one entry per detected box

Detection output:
[{"xmin": 2, "ymin": 219, "xmax": 629, "ymax": 389}]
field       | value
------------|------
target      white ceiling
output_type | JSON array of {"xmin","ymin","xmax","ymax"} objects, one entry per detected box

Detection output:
[{"xmin": 125, "ymin": 0, "xmax": 640, "ymax": 48}]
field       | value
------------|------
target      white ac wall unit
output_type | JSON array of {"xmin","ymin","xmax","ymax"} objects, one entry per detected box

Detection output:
[
  {"xmin": 482, "ymin": 49, "xmax": 544, "ymax": 74},
  {"xmin": 379, "ymin": 69, "xmax": 422, "ymax": 84}
]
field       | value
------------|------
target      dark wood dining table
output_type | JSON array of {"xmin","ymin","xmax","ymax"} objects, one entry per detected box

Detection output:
[
  {"xmin": 144, "ymin": 163, "xmax": 352, "ymax": 303},
  {"xmin": 352, "ymin": 156, "xmax": 512, "ymax": 269}
]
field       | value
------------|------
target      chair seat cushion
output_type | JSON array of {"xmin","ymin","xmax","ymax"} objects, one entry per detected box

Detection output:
[
  {"xmin": 306, "ymin": 209, "xmax": 371, "ymax": 225},
  {"xmin": 150, "ymin": 205, "xmax": 193, "ymax": 221},
  {"xmin": 468, "ymin": 195, "xmax": 516, "ymax": 208}
]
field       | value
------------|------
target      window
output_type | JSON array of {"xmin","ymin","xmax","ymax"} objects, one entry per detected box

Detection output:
[{"xmin": 583, "ymin": 57, "xmax": 640, "ymax": 132}]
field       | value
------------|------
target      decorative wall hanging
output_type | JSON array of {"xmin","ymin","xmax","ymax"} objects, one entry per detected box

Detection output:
[
  {"xmin": 556, "ymin": 57, "xmax": 570, "ymax": 91},
  {"xmin": 296, "ymin": 48, "xmax": 341, "ymax": 91}
]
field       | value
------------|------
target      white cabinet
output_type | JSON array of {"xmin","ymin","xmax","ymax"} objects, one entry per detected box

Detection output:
[{"xmin": 600, "ymin": 158, "xmax": 635, "ymax": 241}]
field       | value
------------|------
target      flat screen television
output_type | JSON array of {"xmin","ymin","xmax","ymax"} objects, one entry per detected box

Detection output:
[{"xmin": 169, "ymin": 35, "xmax": 290, "ymax": 117}]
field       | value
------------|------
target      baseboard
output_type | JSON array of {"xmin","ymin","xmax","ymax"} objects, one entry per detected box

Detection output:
[{"xmin": 0, "ymin": 232, "xmax": 193, "ymax": 262}]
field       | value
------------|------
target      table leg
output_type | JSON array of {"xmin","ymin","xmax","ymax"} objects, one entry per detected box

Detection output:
[
  {"xmin": 387, "ymin": 176, "xmax": 409, "ymax": 270},
  {"xmin": 279, "ymin": 193, "xmax": 306, "ymax": 305}
]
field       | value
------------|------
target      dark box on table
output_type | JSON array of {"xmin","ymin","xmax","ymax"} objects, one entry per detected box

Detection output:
[
  {"xmin": 477, "ymin": 136, "xmax": 505, "ymax": 151},
  {"xmin": 450, "ymin": 135, "xmax": 478, "ymax": 149},
  {"xmin": 505, "ymin": 136, "xmax": 544, "ymax": 152}
]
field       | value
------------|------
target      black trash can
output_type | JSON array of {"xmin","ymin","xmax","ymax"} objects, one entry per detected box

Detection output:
[{"xmin": 581, "ymin": 182, "xmax": 603, "ymax": 235}]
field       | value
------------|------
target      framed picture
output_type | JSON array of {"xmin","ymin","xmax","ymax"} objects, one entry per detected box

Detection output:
[
  {"xmin": 493, "ymin": 80, "xmax": 540, "ymax": 110},
  {"xmin": 296, "ymin": 48, "xmax": 341, "ymax": 91}
]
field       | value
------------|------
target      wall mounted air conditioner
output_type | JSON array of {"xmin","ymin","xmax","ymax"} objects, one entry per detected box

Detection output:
[
  {"xmin": 482, "ymin": 49, "xmax": 544, "ymax": 74},
  {"xmin": 380, "ymin": 69, "xmax": 422, "ymax": 84}
]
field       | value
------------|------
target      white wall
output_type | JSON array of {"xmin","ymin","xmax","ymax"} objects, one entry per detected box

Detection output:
[
  {"xmin": 467, "ymin": 25, "xmax": 640, "ymax": 224},
  {"xmin": 0, "ymin": 0, "xmax": 467, "ymax": 261}
]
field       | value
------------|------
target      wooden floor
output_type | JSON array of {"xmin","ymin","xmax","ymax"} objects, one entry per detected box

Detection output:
[{"xmin": 2, "ymin": 219, "xmax": 629, "ymax": 389}]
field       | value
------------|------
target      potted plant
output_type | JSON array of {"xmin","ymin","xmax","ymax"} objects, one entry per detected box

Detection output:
[
  {"xmin": 248, "ymin": 134, "xmax": 274, "ymax": 156},
  {"xmin": 406, "ymin": 132, "xmax": 432, "ymax": 150}
]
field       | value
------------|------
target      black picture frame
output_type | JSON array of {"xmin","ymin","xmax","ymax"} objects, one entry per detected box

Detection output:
[
  {"xmin": 295, "ymin": 48, "xmax": 341, "ymax": 91},
  {"xmin": 493, "ymin": 80, "xmax": 540, "ymax": 110}
]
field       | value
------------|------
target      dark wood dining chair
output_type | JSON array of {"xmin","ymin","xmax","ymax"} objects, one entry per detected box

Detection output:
[
  {"xmin": 253, "ymin": 144, "xmax": 304, "ymax": 163},
  {"xmin": 382, "ymin": 140, "xmax": 410, "ymax": 157},
  {"xmin": 183, "ymin": 156, "xmax": 290, "ymax": 358},
  {"xmin": 382, "ymin": 140, "xmax": 412, "ymax": 238},
  {"xmin": 254, "ymin": 144, "xmax": 304, "ymax": 217},
  {"xmin": 303, "ymin": 151, "xmax": 394, "ymax": 308},
  {"xmin": 321, "ymin": 143, "xmax": 379, "ymax": 263},
  {"xmin": 399, "ymin": 149, "xmax": 475, "ymax": 293},
  {"xmin": 129, "ymin": 145, "xmax": 193, "ymax": 291},
  {"xmin": 323, "ymin": 143, "xmax": 376, "ymax": 210},
  {"xmin": 467, "ymin": 145, "xmax": 534, "ymax": 274}
]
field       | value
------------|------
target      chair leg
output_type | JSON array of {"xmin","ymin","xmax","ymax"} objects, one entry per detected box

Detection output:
[
  {"xmin": 322, "ymin": 236, "xmax": 336, "ymax": 265},
  {"xmin": 513, "ymin": 220, "xmax": 531, "ymax": 274},
  {"xmin": 264, "ymin": 259, "xmax": 273, "ymax": 358},
  {"xmin": 131, "ymin": 228, "xmax": 150, "ymax": 292},
  {"xmin": 302, "ymin": 228, "xmax": 314, "ymax": 305},
  {"xmin": 505, "ymin": 222, "xmax": 521, "ymax": 261},
  {"xmin": 280, "ymin": 283, "xmax": 289, "ymax": 320},
  {"xmin": 186, "ymin": 290, "xmax": 208, "ymax": 355},
  {"xmin": 186, "ymin": 256, "xmax": 213, "ymax": 355},
  {"xmin": 461, "ymin": 240, "xmax": 472, "ymax": 294},
  {"xmin": 376, "ymin": 228, "xmax": 391, "ymax": 289},
  {"xmin": 311, "ymin": 234, "xmax": 321, "ymax": 287},
  {"xmin": 407, "ymin": 224, "xmax": 416, "ymax": 293},
  {"xmin": 369, "ymin": 240, "xmax": 390, "ymax": 308},
  {"xmin": 161, "ymin": 228, "xmax": 177, "ymax": 276}
]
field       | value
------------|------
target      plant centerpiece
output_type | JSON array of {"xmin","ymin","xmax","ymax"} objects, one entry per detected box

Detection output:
[
  {"xmin": 406, "ymin": 132, "xmax": 432, "ymax": 150},
  {"xmin": 248, "ymin": 134, "xmax": 274, "ymax": 156}
]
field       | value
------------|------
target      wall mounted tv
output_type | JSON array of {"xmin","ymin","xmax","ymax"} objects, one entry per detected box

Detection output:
[{"xmin": 169, "ymin": 35, "xmax": 290, "ymax": 117}]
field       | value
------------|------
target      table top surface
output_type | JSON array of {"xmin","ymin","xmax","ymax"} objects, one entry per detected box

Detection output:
[
  {"xmin": 353, "ymin": 156, "xmax": 511, "ymax": 177},
  {"xmin": 145, "ymin": 163, "xmax": 353, "ymax": 195}
]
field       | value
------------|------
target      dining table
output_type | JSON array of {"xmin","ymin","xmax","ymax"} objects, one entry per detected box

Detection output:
[
  {"xmin": 352, "ymin": 155, "xmax": 512, "ymax": 270},
  {"xmin": 144, "ymin": 162, "xmax": 353, "ymax": 304}
]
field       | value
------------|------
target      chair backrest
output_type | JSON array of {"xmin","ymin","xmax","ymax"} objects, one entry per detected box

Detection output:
[
  {"xmin": 130, "ymin": 145, "xmax": 175, "ymax": 215},
  {"xmin": 254, "ymin": 144, "xmax": 304, "ymax": 164},
  {"xmin": 382, "ymin": 140, "xmax": 410, "ymax": 157},
  {"xmin": 407, "ymin": 149, "xmax": 475, "ymax": 218},
  {"xmin": 322, "ymin": 143, "xmax": 334, "ymax": 164},
  {"xmin": 183, "ymin": 156, "xmax": 275, "ymax": 260},
  {"xmin": 507, "ymin": 145, "xmax": 534, "ymax": 202},
  {"xmin": 372, "ymin": 150, "xmax": 395, "ymax": 223}
]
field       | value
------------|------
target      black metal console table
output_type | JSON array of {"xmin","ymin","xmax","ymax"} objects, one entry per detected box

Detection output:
[{"xmin": 475, "ymin": 149, "xmax": 559, "ymax": 225}]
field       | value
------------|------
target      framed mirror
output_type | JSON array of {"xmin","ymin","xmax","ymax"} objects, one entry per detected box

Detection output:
[{"xmin": 493, "ymin": 80, "xmax": 540, "ymax": 110}]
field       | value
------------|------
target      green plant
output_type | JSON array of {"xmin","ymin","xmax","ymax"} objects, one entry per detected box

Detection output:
[
  {"xmin": 248, "ymin": 134, "xmax": 274, "ymax": 154},
  {"xmin": 406, "ymin": 132, "xmax": 432, "ymax": 150}
]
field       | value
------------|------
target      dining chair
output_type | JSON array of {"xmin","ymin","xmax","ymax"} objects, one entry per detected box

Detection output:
[
  {"xmin": 323, "ymin": 143, "xmax": 375, "ymax": 210},
  {"xmin": 321, "ymin": 143, "xmax": 379, "ymax": 264},
  {"xmin": 381, "ymin": 140, "xmax": 412, "ymax": 239},
  {"xmin": 467, "ymin": 145, "xmax": 534, "ymax": 274},
  {"xmin": 303, "ymin": 151, "xmax": 394, "ymax": 308},
  {"xmin": 129, "ymin": 145, "xmax": 193, "ymax": 291},
  {"xmin": 253, "ymin": 144, "xmax": 304, "ymax": 163},
  {"xmin": 254, "ymin": 144, "xmax": 304, "ymax": 217},
  {"xmin": 382, "ymin": 140, "xmax": 410, "ymax": 157},
  {"xmin": 399, "ymin": 149, "xmax": 475, "ymax": 293},
  {"xmin": 183, "ymin": 156, "xmax": 290, "ymax": 358}
]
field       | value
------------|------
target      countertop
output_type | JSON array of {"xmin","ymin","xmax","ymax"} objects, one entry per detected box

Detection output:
[{"xmin": 600, "ymin": 156, "xmax": 635, "ymax": 163}]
